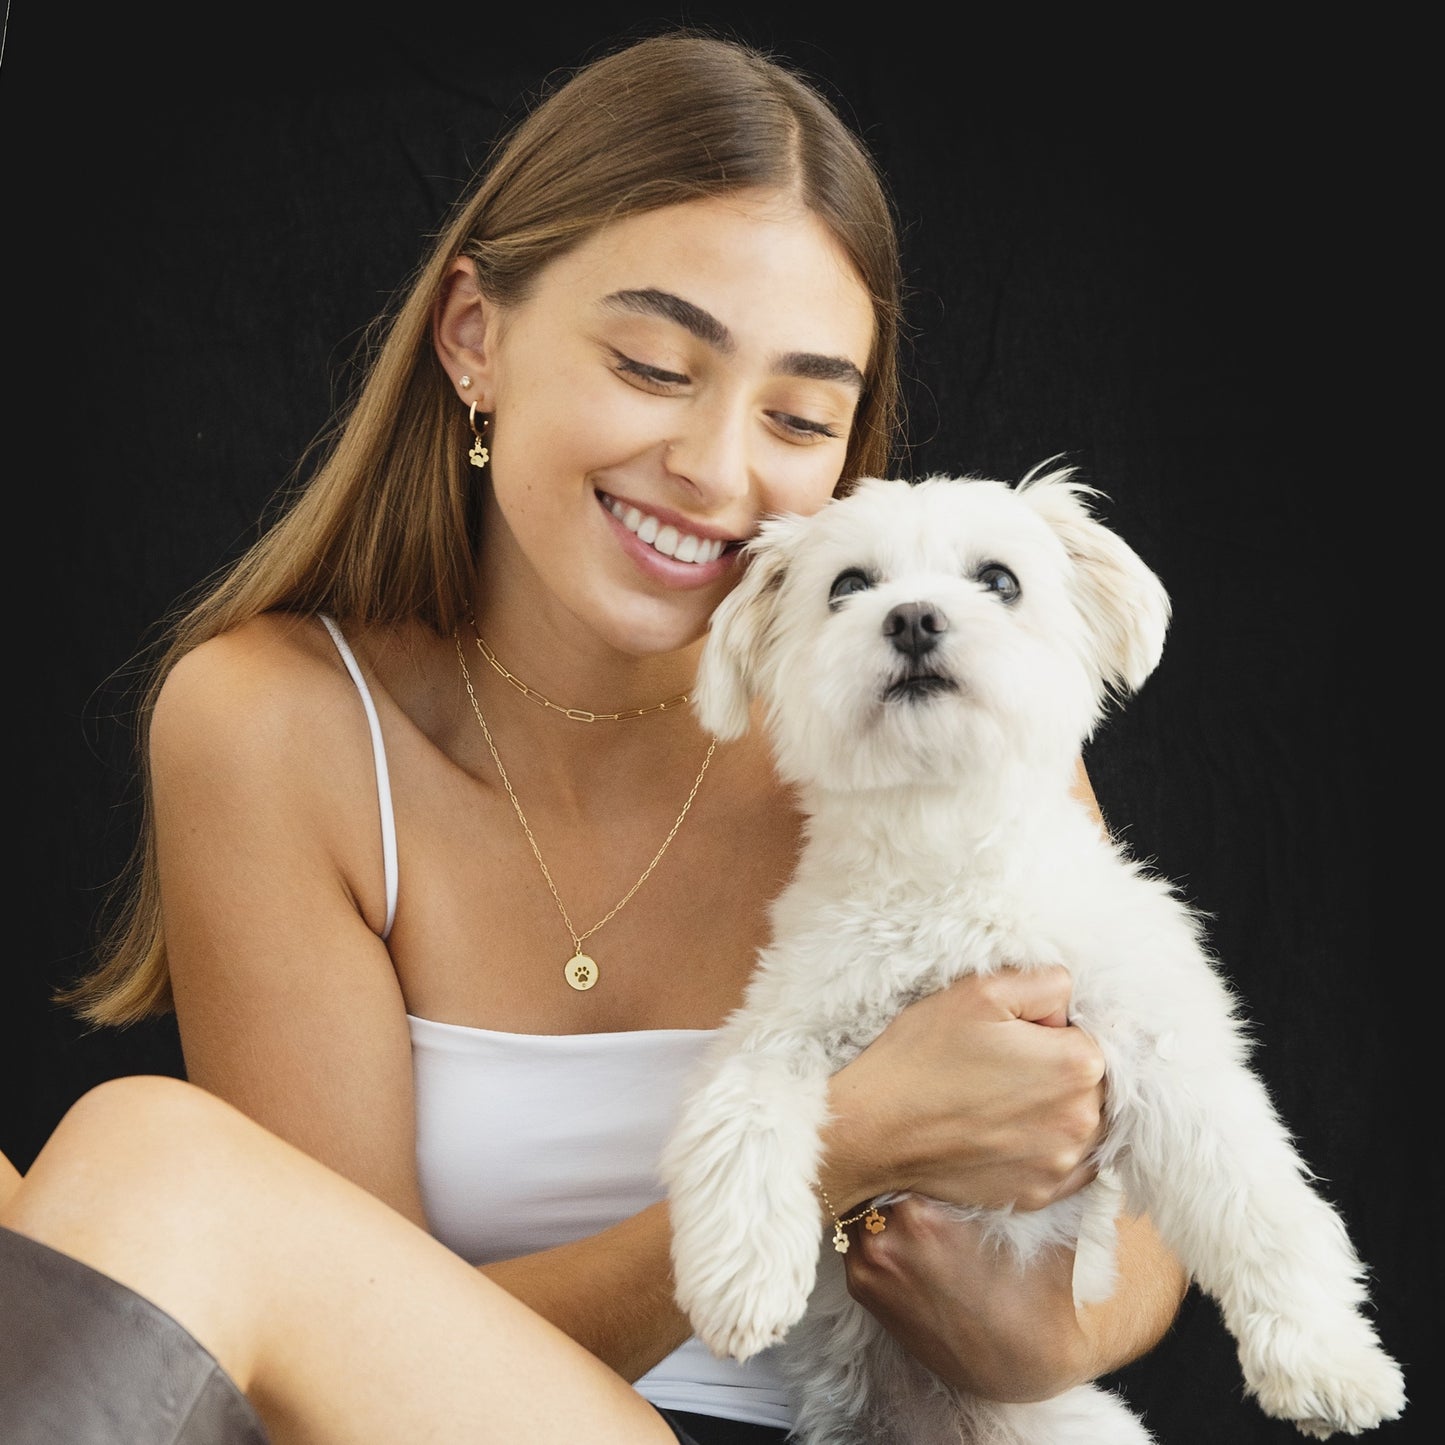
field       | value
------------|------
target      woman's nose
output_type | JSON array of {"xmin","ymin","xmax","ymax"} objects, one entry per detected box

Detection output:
[{"xmin": 664, "ymin": 400, "xmax": 752, "ymax": 506}]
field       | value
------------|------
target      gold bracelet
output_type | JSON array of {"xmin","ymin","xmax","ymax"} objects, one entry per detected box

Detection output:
[{"xmin": 818, "ymin": 1186, "xmax": 887, "ymax": 1254}]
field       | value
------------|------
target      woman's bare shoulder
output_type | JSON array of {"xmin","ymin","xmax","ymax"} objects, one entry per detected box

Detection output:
[
  {"xmin": 163, "ymin": 611, "xmax": 339, "ymax": 687},
  {"xmin": 149, "ymin": 613, "xmax": 405, "ymax": 939},
  {"xmin": 150, "ymin": 613, "xmax": 370, "ymax": 784}
]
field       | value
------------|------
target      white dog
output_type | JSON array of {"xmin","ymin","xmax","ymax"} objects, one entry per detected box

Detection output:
[{"xmin": 659, "ymin": 468, "xmax": 1405, "ymax": 1444}]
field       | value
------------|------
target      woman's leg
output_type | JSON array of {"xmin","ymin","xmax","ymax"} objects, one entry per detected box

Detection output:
[
  {"xmin": 0, "ymin": 1147, "xmax": 20, "ymax": 1209},
  {"xmin": 1, "ymin": 1075, "xmax": 677, "ymax": 1445}
]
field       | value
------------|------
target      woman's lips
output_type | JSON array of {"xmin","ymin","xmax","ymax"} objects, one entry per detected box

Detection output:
[{"xmin": 597, "ymin": 491, "xmax": 745, "ymax": 586}]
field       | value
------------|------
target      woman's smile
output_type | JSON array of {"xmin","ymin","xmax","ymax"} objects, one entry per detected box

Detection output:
[{"xmin": 597, "ymin": 488, "xmax": 746, "ymax": 588}]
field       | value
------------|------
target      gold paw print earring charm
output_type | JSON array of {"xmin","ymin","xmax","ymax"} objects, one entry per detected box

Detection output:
[{"xmin": 468, "ymin": 401, "xmax": 490, "ymax": 469}]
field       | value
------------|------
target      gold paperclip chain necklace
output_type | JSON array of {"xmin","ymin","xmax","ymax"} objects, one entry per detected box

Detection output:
[
  {"xmin": 454, "ymin": 630, "xmax": 715, "ymax": 992},
  {"xmin": 470, "ymin": 628, "xmax": 691, "ymax": 722}
]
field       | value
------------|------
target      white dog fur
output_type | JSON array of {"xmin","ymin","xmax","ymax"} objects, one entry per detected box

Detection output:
[{"xmin": 659, "ymin": 468, "xmax": 1405, "ymax": 1444}]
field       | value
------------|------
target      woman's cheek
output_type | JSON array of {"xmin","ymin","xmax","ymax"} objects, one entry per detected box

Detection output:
[{"xmin": 768, "ymin": 452, "xmax": 848, "ymax": 518}]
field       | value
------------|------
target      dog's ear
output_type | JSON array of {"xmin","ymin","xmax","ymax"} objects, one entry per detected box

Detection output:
[
  {"xmin": 693, "ymin": 517, "xmax": 800, "ymax": 740},
  {"xmin": 1021, "ymin": 467, "xmax": 1172, "ymax": 697}
]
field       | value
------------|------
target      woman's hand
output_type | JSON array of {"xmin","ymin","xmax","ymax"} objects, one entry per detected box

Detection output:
[
  {"xmin": 841, "ymin": 1195, "xmax": 1187, "ymax": 1400},
  {"xmin": 818, "ymin": 965, "xmax": 1189, "ymax": 1397},
  {"xmin": 820, "ymin": 965, "xmax": 1106, "ymax": 1214}
]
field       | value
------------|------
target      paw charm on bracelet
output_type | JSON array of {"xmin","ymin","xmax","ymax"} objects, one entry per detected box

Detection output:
[{"xmin": 823, "ymin": 1190, "xmax": 887, "ymax": 1253}]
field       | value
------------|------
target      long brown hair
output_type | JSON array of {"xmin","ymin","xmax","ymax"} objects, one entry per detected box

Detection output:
[{"xmin": 60, "ymin": 29, "xmax": 906, "ymax": 1025}]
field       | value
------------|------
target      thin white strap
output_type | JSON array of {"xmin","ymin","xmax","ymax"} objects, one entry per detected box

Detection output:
[{"xmin": 319, "ymin": 614, "xmax": 398, "ymax": 940}]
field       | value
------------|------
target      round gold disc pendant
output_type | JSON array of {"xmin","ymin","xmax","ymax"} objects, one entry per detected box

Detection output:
[{"xmin": 565, "ymin": 954, "xmax": 599, "ymax": 991}]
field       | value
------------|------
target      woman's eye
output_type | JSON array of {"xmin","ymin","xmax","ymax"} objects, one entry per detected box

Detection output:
[
  {"xmin": 828, "ymin": 568, "xmax": 873, "ymax": 607},
  {"xmin": 613, "ymin": 353, "xmax": 688, "ymax": 387},
  {"xmin": 771, "ymin": 411, "xmax": 840, "ymax": 442},
  {"xmin": 611, "ymin": 350, "xmax": 841, "ymax": 442},
  {"xmin": 977, "ymin": 564, "xmax": 1020, "ymax": 602}
]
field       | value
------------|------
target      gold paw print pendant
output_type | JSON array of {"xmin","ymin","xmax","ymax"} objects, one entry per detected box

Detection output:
[{"xmin": 565, "ymin": 954, "xmax": 598, "ymax": 991}]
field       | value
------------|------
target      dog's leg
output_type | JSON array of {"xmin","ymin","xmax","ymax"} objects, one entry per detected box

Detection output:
[
  {"xmin": 987, "ymin": 1387, "xmax": 1158, "ymax": 1445},
  {"xmin": 1069, "ymin": 1167, "xmax": 1124, "ymax": 1305},
  {"xmin": 661, "ymin": 1037, "xmax": 833, "ymax": 1362},
  {"xmin": 1115, "ymin": 1048, "xmax": 1406, "ymax": 1437}
]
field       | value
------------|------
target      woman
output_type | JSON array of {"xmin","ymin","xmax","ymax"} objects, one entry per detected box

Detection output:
[{"xmin": 53, "ymin": 29, "xmax": 1187, "ymax": 1441}]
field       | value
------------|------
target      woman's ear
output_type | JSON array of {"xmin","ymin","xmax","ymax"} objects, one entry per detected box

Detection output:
[{"xmin": 433, "ymin": 258, "xmax": 495, "ymax": 403}]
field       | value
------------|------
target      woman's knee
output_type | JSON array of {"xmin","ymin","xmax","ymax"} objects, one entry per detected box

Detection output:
[
  {"xmin": 29, "ymin": 1076, "xmax": 254, "ymax": 1224},
  {"xmin": 57, "ymin": 1073, "xmax": 199, "ymax": 1132},
  {"xmin": 7, "ymin": 1076, "xmax": 275, "ymax": 1405}
]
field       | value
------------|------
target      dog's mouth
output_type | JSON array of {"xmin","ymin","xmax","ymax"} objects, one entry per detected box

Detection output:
[{"xmin": 882, "ymin": 673, "xmax": 958, "ymax": 704}]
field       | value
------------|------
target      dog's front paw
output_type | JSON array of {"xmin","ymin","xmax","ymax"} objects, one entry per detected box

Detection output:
[
  {"xmin": 1240, "ymin": 1312, "xmax": 1405, "ymax": 1438},
  {"xmin": 662, "ymin": 1046, "xmax": 834, "ymax": 1362},
  {"xmin": 669, "ymin": 1165, "xmax": 822, "ymax": 1362},
  {"xmin": 671, "ymin": 1197, "xmax": 818, "ymax": 1362},
  {"xmin": 686, "ymin": 1269, "xmax": 813, "ymax": 1364}
]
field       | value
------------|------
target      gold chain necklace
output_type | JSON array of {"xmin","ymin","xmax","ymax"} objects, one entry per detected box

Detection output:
[
  {"xmin": 470, "ymin": 627, "xmax": 691, "ymax": 722},
  {"xmin": 454, "ymin": 632, "xmax": 716, "ymax": 992}
]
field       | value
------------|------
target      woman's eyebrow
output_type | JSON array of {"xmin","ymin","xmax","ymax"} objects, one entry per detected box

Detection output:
[
  {"xmin": 601, "ymin": 287, "xmax": 864, "ymax": 390},
  {"xmin": 775, "ymin": 351, "xmax": 864, "ymax": 388},
  {"xmin": 604, "ymin": 288, "xmax": 731, "ymax": 350}
]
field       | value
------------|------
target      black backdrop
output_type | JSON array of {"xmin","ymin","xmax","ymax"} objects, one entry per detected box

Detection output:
[{"xmin": 4, "ymin": 5, "xmax": 1424, "ymax": 1443}]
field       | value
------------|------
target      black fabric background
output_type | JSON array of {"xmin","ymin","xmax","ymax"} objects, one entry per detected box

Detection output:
[{"xmin": 3, "ymin": 5, "xmax": 1425, "ymax": 1442}]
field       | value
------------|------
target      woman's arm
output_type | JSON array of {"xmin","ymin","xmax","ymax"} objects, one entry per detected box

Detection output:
[
  {"xmin": 154, "ymin": 622, "xmax": 434, "ymax": 1224},
  {"xmin": 817, "ymin": 965, "xmax": 1187, "ymax": 1398},
  {"xmin": 482, "ymin": 1203, "xmax": 690, "ymax": 1380},
  {"xmin": 842, "ymin": 1196, "xmax": 1186, "ymax": 1399}
]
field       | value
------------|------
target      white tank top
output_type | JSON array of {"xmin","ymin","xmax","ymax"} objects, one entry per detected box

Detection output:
[{"xmin": 320, "ymin": 616, "xmax": 794, "ymax": 1429}]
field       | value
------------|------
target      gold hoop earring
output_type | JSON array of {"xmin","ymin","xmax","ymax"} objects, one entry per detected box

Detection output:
[{"xmin": 468, "ymin": 401, "xmax": 490, "ymax": 469}]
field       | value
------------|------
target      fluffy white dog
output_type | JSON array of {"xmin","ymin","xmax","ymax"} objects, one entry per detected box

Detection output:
[{"xmin": 660, "ymin": 468, "xmax": 1405, "ymax": 1444}]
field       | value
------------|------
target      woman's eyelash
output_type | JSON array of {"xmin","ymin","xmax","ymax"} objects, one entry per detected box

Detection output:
[
  {"xmin": 612, "ymin": 350, "xmax": 839, "ymax": 439},
  {"xmin": 775, "ymin": 414, "xmax": 838, "ymax": 439},
  {"xmin": 613, "ymin": 353, "xmax": 687, "ymax": 385}
]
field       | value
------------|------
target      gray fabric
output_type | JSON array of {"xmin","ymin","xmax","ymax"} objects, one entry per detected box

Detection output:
[{"xmin": 0, "ymin": 1225, "xmax": 270, "ymax": 1444}]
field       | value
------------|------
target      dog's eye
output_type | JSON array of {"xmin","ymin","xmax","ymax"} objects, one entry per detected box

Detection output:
[
  {"xmin": 977, "ymin": 564, "xmax": 1020, "ymax": 603},
  {"xmin": 828, "ymin": 569, "xmax": 873, "ymax": 609}
]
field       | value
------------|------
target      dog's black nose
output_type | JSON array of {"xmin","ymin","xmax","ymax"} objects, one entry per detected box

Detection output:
[{"xmin": 882, "ymin": 601, "xmax": 947, "ymax": 658}]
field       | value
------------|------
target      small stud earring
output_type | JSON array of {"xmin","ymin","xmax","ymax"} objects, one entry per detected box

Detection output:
[
  {"xmin": 459, "ymin": 374, "xmax": 473, "ymax": 389},
  {"xmin": 468, "ymin": 401, "xmax": 490, "ymax": 469}
]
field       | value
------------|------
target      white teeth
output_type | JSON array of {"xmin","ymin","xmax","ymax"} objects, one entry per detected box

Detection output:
[{"xmin": 605, "ymin": 496, "xmax": 727, "ymax": 565}]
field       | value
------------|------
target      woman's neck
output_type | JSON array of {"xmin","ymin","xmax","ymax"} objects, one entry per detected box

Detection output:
[{"xmin": 449, "ymin": 627, "xmax": 719, "ymax": 817}]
